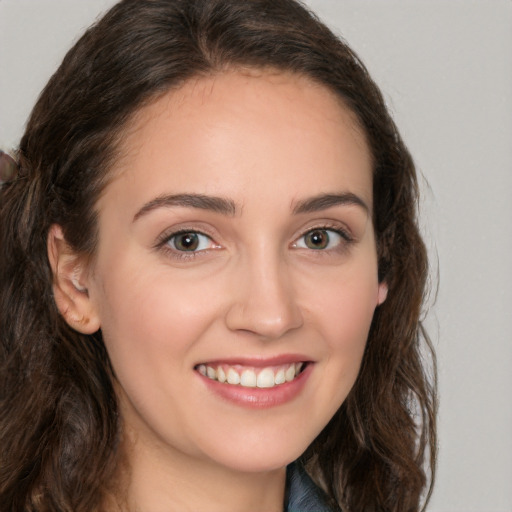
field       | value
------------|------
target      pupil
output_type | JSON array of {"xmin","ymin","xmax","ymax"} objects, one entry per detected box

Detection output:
[
  {"xmin": 307, "ymin": 230, "xmax": 328, "ymax": 249},
  {"xmin": 176, "ymin": 233, "xmax": 199, "ymax": 251}
]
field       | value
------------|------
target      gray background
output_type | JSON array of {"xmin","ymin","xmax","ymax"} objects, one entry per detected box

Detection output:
[{"xmin": 1, "ymin": 1, "xmax": 511, "ymax": 510}]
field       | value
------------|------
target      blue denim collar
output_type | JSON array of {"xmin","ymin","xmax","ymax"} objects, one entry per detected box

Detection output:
[{"xmin": 285, "ymin": 462, "xmax": 339, "ymax": 512}]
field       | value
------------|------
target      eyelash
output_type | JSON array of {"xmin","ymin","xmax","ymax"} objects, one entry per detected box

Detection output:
[{"xmin": 155, "ymin": 224, "xmax": 354, "ymax": 261}]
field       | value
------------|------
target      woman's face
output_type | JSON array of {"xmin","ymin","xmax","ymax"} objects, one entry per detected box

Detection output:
[{"xmin": 84, "ymin": 71, "xmax": 386, "ymax": 473}]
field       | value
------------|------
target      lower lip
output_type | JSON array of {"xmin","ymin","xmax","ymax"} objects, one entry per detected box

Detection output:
[{"xmin": 197, "ymin": 363, "xmax": 312, "ymax": 409}]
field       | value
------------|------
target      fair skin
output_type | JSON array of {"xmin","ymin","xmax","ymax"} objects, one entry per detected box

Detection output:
[{"xmin": 49, "ymin": 70, "xmax": 387, "ymax": 512}]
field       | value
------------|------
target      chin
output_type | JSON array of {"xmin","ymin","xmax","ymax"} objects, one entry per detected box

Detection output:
[{"xmin": 195, "ymin": 427, "xmax": 315, "ymax": 474}]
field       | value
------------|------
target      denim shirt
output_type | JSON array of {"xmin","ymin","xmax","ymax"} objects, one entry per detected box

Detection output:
[{"xmin": 285, "ymin": 463, "xmax": 340, "ymax": 512}]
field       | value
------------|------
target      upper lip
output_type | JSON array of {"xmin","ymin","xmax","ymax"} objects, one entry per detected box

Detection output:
[{"xmin": 195, "ymin": 354, "xmax": 312, "ymax": 367}]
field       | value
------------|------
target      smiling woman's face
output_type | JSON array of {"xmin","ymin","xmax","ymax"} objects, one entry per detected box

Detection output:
[{"xmin": 79, "ymin": 71, "xmax": 386, "ymax": 474}]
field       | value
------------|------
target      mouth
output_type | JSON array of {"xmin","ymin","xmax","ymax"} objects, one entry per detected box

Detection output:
[{"xmin": 195, "ymin": 361, "xmax": 308, "ymax": 389}]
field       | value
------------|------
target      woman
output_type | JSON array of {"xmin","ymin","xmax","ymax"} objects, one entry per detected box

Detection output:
[{"xmin": 0, "ymin": 1, "xmax": 437, "ymax": 511}]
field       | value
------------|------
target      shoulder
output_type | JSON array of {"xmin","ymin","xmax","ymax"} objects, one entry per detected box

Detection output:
[{"xmin": 285, "ymin": 462, "xmax": 341, "ymax": 512}]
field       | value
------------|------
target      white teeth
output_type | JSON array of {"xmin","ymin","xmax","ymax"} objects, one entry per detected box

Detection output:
[
  {"xmin": 257, "ymin": 368, "xmax": 275, "ymax": 388},
  {"xmin": 285, "ymin": 365, "xmax": 296, "ymax": 382},
  {"xmin": 240, "ymin": 369, "xmax": 257, "ymax": 387},
  {"xmin": 217, "ymin": 366, "xmax": 227, "ymax": 383},
  {"xmin": 275, "ymin": 368, "xmax": 286, "ymax": 385},
  {"xmin": 227, "ymin": 368, "xmax": 241, "ymax": 385},
  {"xmin": 198, "ymin": 362, "xmax": 306, "ymax": 388}
]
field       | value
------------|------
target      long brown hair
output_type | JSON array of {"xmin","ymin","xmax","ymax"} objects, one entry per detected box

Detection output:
[{"xmin": 0, "ymin": 1, "xmax": 436, "ymax": 510}]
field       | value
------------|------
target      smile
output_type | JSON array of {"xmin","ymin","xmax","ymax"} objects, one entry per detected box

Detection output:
[{"xmin": 196, "ymin": 362, "xmax": 305, "ymax": 389}]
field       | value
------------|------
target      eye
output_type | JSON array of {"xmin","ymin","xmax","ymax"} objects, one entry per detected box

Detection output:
[
  {"xmin": 294, "ymin": 228, "xmax": 347, "ymax": 250},
  {"xmin": 166, "ymin": 231, "xmax": 215, "ymax": 252}
]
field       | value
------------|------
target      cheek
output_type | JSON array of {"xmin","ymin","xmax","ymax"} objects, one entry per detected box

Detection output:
[
  {"xmin": 93, "ymin": 259, "xmax": 222, "ymax": 386},
  {"xmin": 329, "ymin": 283, "xmax": 377, "ymax": 340},
  {"xmin": 94, "ymin": 269, "xmax": 224, "ymax": 445},
  {"xmin": 319, "ymin": 284, "xmax": 375, "ymax": 374},
  {"xmin": 304, "ymin": 260, "xmax": 379, "ymax": 388},
  {"xmin": 305, "ymin": 259, "xmax": 379, "ymax": 343},
  {"xmin": 107, "ymin": 279, "xmax": 207, "ymax": 343}
]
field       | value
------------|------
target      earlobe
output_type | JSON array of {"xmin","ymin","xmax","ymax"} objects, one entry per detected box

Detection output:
[
  {"xmin": 377, "ymin": 281, "xmax": 388, "ymax": 306},
  {"xmin": 47, "ymin": 225, "xmax": 100, "ymax": 334}
]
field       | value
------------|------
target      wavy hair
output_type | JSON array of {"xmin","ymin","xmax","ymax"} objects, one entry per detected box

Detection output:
[{"xmin": 0, "ymin": 1, "xmax": 436, "ymax": 510}]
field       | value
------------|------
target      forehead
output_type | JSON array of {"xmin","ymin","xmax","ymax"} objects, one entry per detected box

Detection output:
[{"xmin": 101, "ymin": 70, "xmax": 373, "ymax": 213}]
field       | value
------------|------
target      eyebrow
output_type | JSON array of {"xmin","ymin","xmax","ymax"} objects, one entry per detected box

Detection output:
[
  {"xmin": 133, "ymin": 191, "xmax": 369, "ymax": 222},
  {"xmin": 133, "ymin": 193, "xmax": 238, "ymax": 221},
  {"xmin": 292, "ymin": 192, "xmax": 369, "ymax": 215}
]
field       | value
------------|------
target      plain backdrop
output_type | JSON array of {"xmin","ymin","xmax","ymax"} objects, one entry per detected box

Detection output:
[{"xmin": 1, "ymin": 1, "xmax": 511, "ymax": 511}]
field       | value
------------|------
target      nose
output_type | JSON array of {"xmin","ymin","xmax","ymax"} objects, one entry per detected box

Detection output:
[{"xmin": 224, "ymin": 251, "xmax": 303, "ymax": 340}]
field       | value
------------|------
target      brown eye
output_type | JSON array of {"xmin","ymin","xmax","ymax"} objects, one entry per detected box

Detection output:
[
  {"xmin": 304, "ymin": 229, "xmax": 330, "ymax": 250},
  {"xmin": 294, "ymin": 228, "xmax": 348, "ymax": 251},
  {"xmin": 169, "ymin": 232, "xmax": 212, "ymax": 252}
]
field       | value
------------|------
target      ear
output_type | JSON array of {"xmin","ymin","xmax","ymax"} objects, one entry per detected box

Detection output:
[
  {"xmin": 47, "ymin": 224, "xmax": 100, "ymax": 334},
  {"xmin": 377, "ymin": 281, "xmax": 388, "ymax": 306}
]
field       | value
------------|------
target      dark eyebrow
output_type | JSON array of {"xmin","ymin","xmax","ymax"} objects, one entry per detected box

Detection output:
[
  {"xmin": 292, "ymin": 193, "xmax": 369, "ymax": 215},
  {"xmin": 133, "ymin": 193, "xmax": 238, "ymax": 222}
]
